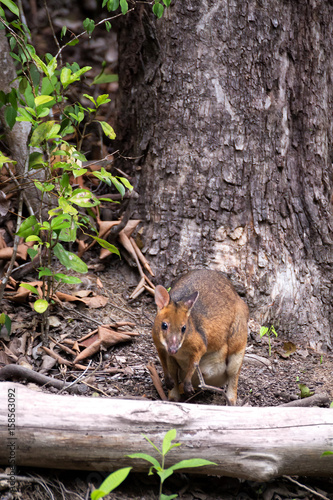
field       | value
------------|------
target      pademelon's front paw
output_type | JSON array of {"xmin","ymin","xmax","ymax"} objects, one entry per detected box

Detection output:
[
  {"xmin": 183, "ymin": 380, "xmax": 195, "ymax": 397},
  {"xmin": 165, "ymin": 374, "xmax": 174, "ymax": 390},
  {"xmin": 168, "ymin": 387, "xmax": 181, "ymax": 401}
]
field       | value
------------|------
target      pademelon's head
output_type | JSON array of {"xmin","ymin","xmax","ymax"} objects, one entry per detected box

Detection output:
[{"xmin": 153, "ymin": 285, "xmax": 198, "ymax": 354}]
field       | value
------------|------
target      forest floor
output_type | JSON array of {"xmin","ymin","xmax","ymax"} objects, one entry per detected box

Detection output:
[{"xmin": 1, "ymin": 259, "xmax": 333, "ymax": 500}]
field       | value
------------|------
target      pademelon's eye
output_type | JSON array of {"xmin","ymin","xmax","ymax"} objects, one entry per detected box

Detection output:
[
  {"xmin": 181, "ymin": 325, "xmax": 186, "ymax": 334},
  {"xmin": 161, "ymin": 322, "xmax": 168, "ymax": 331}
]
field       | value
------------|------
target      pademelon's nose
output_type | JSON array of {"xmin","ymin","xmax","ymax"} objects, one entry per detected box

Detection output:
[{"xmin": 167, "ymin": 336, "xmax": 179, "ymax": 355}]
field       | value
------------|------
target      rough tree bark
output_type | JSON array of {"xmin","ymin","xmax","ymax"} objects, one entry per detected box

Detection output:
[
  {"xmin": 0, "ymin": 29, "xmax": 46, "ymax": 216},
  {"xmin": 117, "ymin": 1, "xmax": 333, "ymax": 348}
]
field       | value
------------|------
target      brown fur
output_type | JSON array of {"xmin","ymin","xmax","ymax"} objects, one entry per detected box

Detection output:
[{"xmin": 152, "ymin": 269, "xmax": 248, "ymax": 405}]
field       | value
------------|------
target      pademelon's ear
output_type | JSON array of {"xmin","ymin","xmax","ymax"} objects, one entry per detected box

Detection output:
[
  {"xmin": 182, "ymin": 291, "xmax": 199, "ymax": 312},
  {"xmin": 155, "ymin": 285, "xmax": 170, "ymax": 310}
]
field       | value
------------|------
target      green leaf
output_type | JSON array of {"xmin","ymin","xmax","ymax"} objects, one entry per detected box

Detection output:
[
  {"xmin": 59, "ymin": 225, "xmax": 77, "ymax": 242},
  {"xmin": 20, "ymin": 283, "xmax": 39, "ymax": 295},
  {"xmin": 128, "ymin": 453, "xmax": 160, "ymax": 470},
  {"xmin": 99, "ymin": 120, "xmax": 116, "ymax": 140},
  {"xmin": 271, "ymin": 325, "xmax": 278, "ymax": 337},
  {"xmin": 5, "ymin": 106, "xmax": 17, "ymax": 129},
  {"xmin": 60, "ymin": 67, "xmax": 72, "ymax": 88},
  {"xmin": 96, "ymin": 94, "xmax": 111, "ymax": 107},
  {"xmin": 0, "ymin": 313, "xmax": 11, "ymax": 335},
  {"xmin": 45, "ymin": 57, "xmax": 57, "ymax": 79},
  {"xmin": 35, "ymin": 95, "xmax": 54, "ymax": 107},
  {"xmin": 92, "ymin": 167, "xmax": 112, "ymax": 186},
  {"xmin": 260, "ymin": 325, "xmax": 278, "ymax": 338},
  {"xmin": 106, "ymin": 0, "xmax": 119, "ymax": 11},
  {"xmin": 54, "ymin": 274, "xmax": 82, "ymax": 284},
  {"xmin": 162, "ymin": 429, "xmax": 177, "ymax": 456},
  {"xmin": 111, "ymin": 177, "xmax": 125, "ymax": 197},
  {"xmin": 259, "ymin": 326, "xmax": 268, "ymax": 338},
  {"xmin": 61, "ymin": 26, "xmax": 67, "ymax": 39},
  {"xmin": 156, "ymin": 468, "xmax": 174, "ymax": 484},
  {"xmin": 17, "ymin": 107, "xmax": 36, "ymax": 124},
  {"xmin": 153, "ymin": 1, "xmax": 164, "ymax": 18},
  {"xmin": 69, "ymin": 188, "xmax": 99, "ymax": 208},
  {"xmin": 321, "ymin": 451, "xmax": 333, "ymax": 456},
  {"xmin": 29, "ymin": 151, "xmax": 45, "ymax": 170},
  {"xmin": 92, "ymin": 73, "xmax": 118, "ymax": 85},
  {"xmin": 91, "ymin": 467, "xmax": 132, "ymax": 500},
  {"xmin": 16, "ymin": 215, "xmax": 40, "ymax": 238},
  {"xmin": 34, "ymin": 299, "xmax": 49, "ymax": 313},
  {"xmin": 27, "ymin": 247, "xmax": 38, "ymax": 260},
  {"xmin": 7, "ymin": 88, "xmax": 18, "ymax": 111},
  {"xmin": 162, "ymin": 0, "xmax": 171, "ymax": 6},
  {"xmin": 30, "ymin": 121, "xmax": 61, "ymax": 146},
  {"xmin": 40, "ymin": 221, "xmax": 51, "ymax": 230},
  {"xmin": 30, "ymin": 52, "xmax": 48, "ymax": 74},
  {"xmin": 26, "ymin": 235, "xmax": 42, "ymax": 243},
  {"xmin": 90, "ymin": 236, "xmax": 120, "ymax": 256},
  {"xmin": 118, "ymin": 176, "xmax": 133, "ymax": 191},
  {"xmin": 58, "ymin": 197, "xmax": 78, "ymax": 216},
  {"xmin": 0, "ymin": 0, "xmax": 19, "ymax": 17},
  {"xmin": 169, "ymin": 458, "xmax": 217, "ymax": 472},
  {"xmin": 53, "ymin": 243, "xmax": 88, "ymax": 273},
  {"xmin": 99, "ymin": 197, "xmax": 120, "ymax": 204},
  {"xmin": 299, "ymin": 384, "xmax": 314, "ymax": 399},
  {"xmin": 44, "ymin": 183, "xmax": 55, "ymax": 192},
  {"xmin": 72, "ymin": 167, "xmax": 88, "ymax": 178},
  {"xmin": 60, "ymin": 172, "xmax": 70, "ymax": 190},
  {"xmin": 67, "ymin": 39, "xmax": 79, "ymax": 47},
  {"xmin": 0, "ymin": 154, "xmax": 16, "ymax": 167},
  {"xmin": 120, "ymin": 0, "xmax": 128, "ymax": 14},
  {"xmin": 83, "ymin": 93, "xmax": 96, "ymax": 107},
  {"xmin": 60, "ymin": 66, "xmax": 91, "ymax": 89},
  {"xmin": 160, "ymin": 495, "xmax": 178, "ymax": 500},
  {"xmin": 142, "ymin": 435, "xmax": 161, "ymax": 455},
  {"xmin": 83, "ymin": 18, "xmax": 95, "ymax": 35},
  {"xmin": 38, "ymin": 267, "xmax": 53, "ymax": 278},
  {"xmin": 51, "ymin": 214, "xmax": 72, "ymax": 231}
]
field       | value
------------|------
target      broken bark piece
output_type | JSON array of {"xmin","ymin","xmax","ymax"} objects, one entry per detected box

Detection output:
[
  {"xmin": 147, "ymin": 362, "xmax": 167, "ymax": 401},
  {"xmin": 0, "ymin": 365, "xmax": 86, "ymax": 394},
  {"xmin": 130, "ymin": 237, "xmax": 155, "ymax": 277},
  {"xmin": 278, "ymin": 393, "xmax": 330, "ymax": 407}
]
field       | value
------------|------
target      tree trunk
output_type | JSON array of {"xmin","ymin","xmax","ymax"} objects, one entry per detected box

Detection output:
[
  {"xmin": 0, "ymin": 30, "xmax": 46, "ymax": 216},
  {"xmin": 117, "ymin": 1, "xmax": 333, "ymax": 348},
  {"xmin": 1, "ymin": 383, "xmax": 332, "ymax": 480}
]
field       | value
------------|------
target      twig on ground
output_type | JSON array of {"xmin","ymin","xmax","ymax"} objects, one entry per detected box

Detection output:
[
  {"xmin": 283, "ymin": 475, "xmax": 331, "ymax": 500},
  {"xmin": 279, "ymin": 393, "xmax": 330, "ymax": 407},
  {"xmin": 196, "ymin": 365, "xmax": 231, "ymax": 405},
  {"xmin": 42, "ymin": 345, "xmax": 90, "ymax": 371},
  {"xmin": 58, "ymin": 360, "xmax": 92, "ymax": 394},
  {"xmin": 0, "ymin": 473, "xmax": 55, "ymax": 500}
]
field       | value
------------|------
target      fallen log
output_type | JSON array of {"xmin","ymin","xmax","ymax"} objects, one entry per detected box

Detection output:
[{"xmin": 0, "ymin": 382, "xmax": 332, "ymax": 481}]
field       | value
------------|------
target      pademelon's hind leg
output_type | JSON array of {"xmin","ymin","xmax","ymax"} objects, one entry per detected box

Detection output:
[
  {"xmin": 226, "ymin": 350, "xmax": 246, "ymax": 405},
  {"xmin": 226, "ymin": 309, "xmax": 248, "ymax": 405}
]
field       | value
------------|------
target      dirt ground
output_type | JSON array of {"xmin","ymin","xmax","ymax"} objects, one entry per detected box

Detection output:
[{"xmin": 1, "ymin": 260, "xmax": 333, "ymax": 500}]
